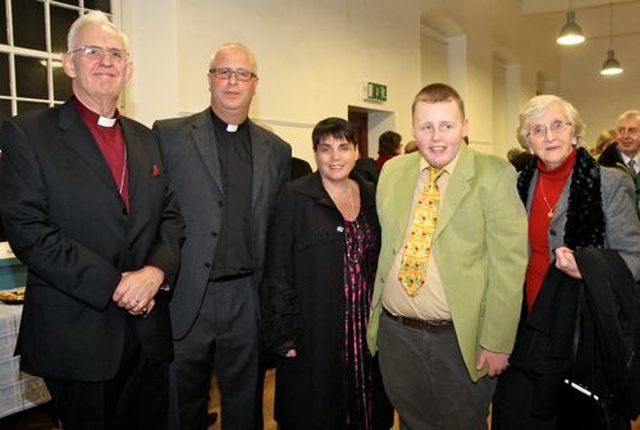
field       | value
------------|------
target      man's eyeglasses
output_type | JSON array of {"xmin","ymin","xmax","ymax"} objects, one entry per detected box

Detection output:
[
  {"xmin": 209, "ymin": 68, "xmax": 257, "ymax": 82},
  {"xmin": 617, "ymin": 126, "xmax": 639, "ymax": 138},
  {"xmin": 68, "ymin": 45, "xmax": 129, "ymax": 61},
  {"xmin": 527, "ymin": 120, "xmax": 572, "ymax": 139}
]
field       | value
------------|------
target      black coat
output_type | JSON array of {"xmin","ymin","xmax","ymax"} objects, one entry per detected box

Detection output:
[
  {"xmin": 0, "ymin": 100, "xmax": 184, "ymax": 381},
  {"xmin": 598, "ymin": 143, "xmax": 625, "ymax": 170},
  {"xmin": 263, "ymin": 171, "xmax": 392, "ymax": 429},
  {"xmin": 493, "ymin": 248, "xmax": 640, "ymax": 429}
]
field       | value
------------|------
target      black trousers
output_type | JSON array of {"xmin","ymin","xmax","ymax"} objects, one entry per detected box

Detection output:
[
  {"xmin": 170, "ymin": 276, "xmax": 259, "ymax": 430},
  {"xmin": 45, "ymin": 325, "xmax": 169, "ymax": 430}
]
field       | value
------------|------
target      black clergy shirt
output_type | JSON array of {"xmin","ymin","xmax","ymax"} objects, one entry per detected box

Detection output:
[{"xmin": 209, "ymin": 110, "xmax": 255, "ymax": 280}]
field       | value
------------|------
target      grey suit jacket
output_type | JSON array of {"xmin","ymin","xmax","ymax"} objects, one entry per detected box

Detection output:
[
  {"xmin": 153, "ymin": 109, "xmax": 291, "ymax": 339},
  {"xmin": 524, "ymin": 165, "xmax": 640, "ymax": 280}
]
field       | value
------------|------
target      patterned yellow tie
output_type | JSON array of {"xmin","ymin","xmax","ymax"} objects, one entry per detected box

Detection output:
[{"xmin": 398, "ymin": 167, "xmax": 442, "ymax": 297}]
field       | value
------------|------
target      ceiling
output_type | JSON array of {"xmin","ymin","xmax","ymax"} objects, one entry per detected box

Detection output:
[{"xmin": 520, "ymin": 0, "xmax": 640, "ymax": 14}]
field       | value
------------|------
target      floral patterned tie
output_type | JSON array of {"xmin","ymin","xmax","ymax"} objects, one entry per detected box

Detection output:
[{"xmin": 398, "ymin": 167, "xmax": 442, "ymax": 297}]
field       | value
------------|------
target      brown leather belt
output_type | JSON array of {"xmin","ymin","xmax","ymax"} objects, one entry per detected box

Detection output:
[{"xmin": 383, "ymin": 309, "xmax": 453, "ymax": 334}]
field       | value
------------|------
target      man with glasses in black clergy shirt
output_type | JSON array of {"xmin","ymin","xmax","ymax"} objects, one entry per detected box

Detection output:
[
  {"xmin": 153, "ymin": 42, "xmax": 291, "ymax": 429},
  {"xmin": 0, "ymin": 11, "xmax": 184, "ymax": 430}
]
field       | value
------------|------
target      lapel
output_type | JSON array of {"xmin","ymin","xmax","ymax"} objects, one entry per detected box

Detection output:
[
  {"xmin": 433, "ymin": 144, "xmax": 473, "ymax": 241},
  {"xmin": 393, "ymin": 154, "xmax": 422, "ymax": 236},
  {"xmin": 58, "ymin": 101, "xmax": 121, "ymax": 200},
  {"xmin": 120, "ymin": 118, "xmax": 142, "ymax": 206},
  {"xmin": 190, "ymin": 109, "xmax": 224, "ymax": 195},
  {"xmin": 249, "ymin": 121, "xmax": 272, "ymax": 208}
]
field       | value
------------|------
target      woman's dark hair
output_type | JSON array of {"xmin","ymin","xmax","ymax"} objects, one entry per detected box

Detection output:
[
  {"xmin": 378, "ymin": 131, "xmax": 401, "ymax": 155},
  {"xmin": 312, "ymin": 117, "xmax": 358, "ymax": 151}
]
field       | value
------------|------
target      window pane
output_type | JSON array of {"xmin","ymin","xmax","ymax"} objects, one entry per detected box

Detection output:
[
  {"xmin": 15, "ymin": 56, "xmax": 47, "ymax": 100},
  {"xmin": 0, "ymin": 1, "xmax": 6, "ymax": 45},
  {"xmin": 0, "ymin": 53, "xmax": 8, "ymax": 96},
  {"xmin": 0, "ymin": 100, "xmax": 11, "ymax": 124},
  {"xmin": 17, "ymin": 101, "xmax": 48, "ymax": 115},
  {"xmin": 85, "ymin": 0, "xmax": 111, "ymax": 12},
  {"xmin": 13, "ymin": 1, "xmax": 45, "ymax": 51},
  {"xmin": 51, "ymin": 7, "xmax": 80, "ymax": 53},
  {"xmin": 54, "ymin": 66, "xmax": 72, "ymax": 101},
  {"xmin": 51, "ymin": 0, "xmax": 111, "ymax": 13}
]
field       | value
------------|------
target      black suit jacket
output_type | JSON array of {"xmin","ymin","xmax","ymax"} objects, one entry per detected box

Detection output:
[
  {"xmin": 0, "ymin": 99, "xmax": 184, "ymax": 381},
  {"xmin": 153, "ymin": 109, "xmax": 291, "ymax": 340},
  {"xmin": 598, "ymin": 142, "xmax": 624, "ymax": 169}
]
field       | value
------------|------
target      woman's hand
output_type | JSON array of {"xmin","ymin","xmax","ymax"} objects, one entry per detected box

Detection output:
[{"xmin": 554, "ymin": 246, "xmax": 582, "ymax": 279}]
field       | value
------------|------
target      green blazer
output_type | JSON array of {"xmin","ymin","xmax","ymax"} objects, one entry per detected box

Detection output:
[{"xmin": 367, "ymin": 144, "xmax": 528, "ymax": 381}]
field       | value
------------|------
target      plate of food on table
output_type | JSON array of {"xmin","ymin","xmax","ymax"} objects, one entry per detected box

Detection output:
[{"xmin": 0, "ymin": 286, "xmax": 25, "ymax": 304}]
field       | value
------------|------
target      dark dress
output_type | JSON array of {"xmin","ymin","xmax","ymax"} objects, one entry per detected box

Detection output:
[{"xmin": 263, "ymin": 172, "xmax": 393, "ymax": 430}]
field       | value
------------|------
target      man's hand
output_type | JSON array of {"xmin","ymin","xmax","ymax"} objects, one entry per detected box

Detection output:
[
  {"xmin": 476, "ymin": 349, "xmax": 510, "ymax": 377},
  {"xmin": 112, "ymin": 266, "xmax": 165, "ymax": 316}
]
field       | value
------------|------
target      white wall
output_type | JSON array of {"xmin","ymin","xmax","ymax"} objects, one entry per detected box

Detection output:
[
  {"xmin": 418, "ymin": 0, "xmax": 562, "ymax": 158},
  {"xmin": 117, "ymin": 0, "xmax": 640, "ymax": 164},
  {"xmin": 558, "ymin": 2, "xmax": 640, "ymax": 149},
  {"xmin": 120, "ymin": 0, "xmax": 422, "ymax": 166}
]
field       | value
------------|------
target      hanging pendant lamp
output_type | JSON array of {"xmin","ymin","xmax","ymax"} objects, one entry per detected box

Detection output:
[
  {"xmin": 600, "ymin": 2, "xmax": 623, "ymax": 75},
  {"xmin": 557, "ymin": 9, "xmax": 585, "ymax": 46}
]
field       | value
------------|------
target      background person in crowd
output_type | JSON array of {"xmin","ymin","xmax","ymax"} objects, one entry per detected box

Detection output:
[
  {"xmin": 591, "ymin": 128, "xmax": 617, "ymax": 158},
  {"xmin": 263, "ymin": 117, "xmax": 393, "ymax": 430},
  {"xmin": 367, "ymin": 83, "xmax": 528, "ymax": 430},
  {"xmin": 290, "ymin": 157, "xmax": 312, "ymax": 181},
  {"xmin": 153, "ymin": 42, "xmax": 291, "ymax": 429},
  {"xmin": 598, "ymin": 111, "xmax": 640, "ymax": 172},
  {"xmin": 492, "ymin": 95, "xmax": 640, "ymax": 429},
  {"xmin": 375, "ymin": 130, "xmax": 402, "ymax": 170},
  {"xmin": 507, "ymin": 146, "xmax": 536, "ymax": 172},
  {"xmin": 598, "ymin": 110, "xmax": 640, "ymax": 217},
  {"xmin": 354, "ymin": 155, "xmax": 380, "ymax": 185},
  {"xmin": 0, "ymin": 11, "xmax": 184, "ymax": 429},
  {"xmin": 403, "ymin": 139, "xmax": 418, "ymax": 154}
]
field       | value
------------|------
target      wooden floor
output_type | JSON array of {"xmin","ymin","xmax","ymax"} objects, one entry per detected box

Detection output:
[
  {"xmin": 3, "ymin": 369, "xmax": 639, "ymax": 429},
  {"xmin": 207, "ymin": 369, "xmax": 399, "ymax": 430}
]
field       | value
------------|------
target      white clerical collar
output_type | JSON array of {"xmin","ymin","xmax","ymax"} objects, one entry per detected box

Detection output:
[
  {"xmin": 98, "ymin": 116, "xmax": 117, "ymax": 127},
  {"xmin": 226, "ymin": 124, "xmax": 238, "ymax": 132}
]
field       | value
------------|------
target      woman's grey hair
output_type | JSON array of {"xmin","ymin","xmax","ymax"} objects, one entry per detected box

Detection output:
[
  {"xmin": 516, "ymin": 94, "xmax": 585, "ymax": 149},
  {"xmin": 67, "ymin": 10, "xmax": 129, "ymax": 52}
]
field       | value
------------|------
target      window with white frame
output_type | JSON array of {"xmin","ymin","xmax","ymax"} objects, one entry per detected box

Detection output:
[{"xmin": 0, "ymin": 0, "xmax": 112, "ymax": 123}]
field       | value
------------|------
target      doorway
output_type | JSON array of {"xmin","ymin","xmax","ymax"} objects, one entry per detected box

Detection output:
[{"xmin": 348, "ymin": 110, "xmax": 369, "ymax": 158}]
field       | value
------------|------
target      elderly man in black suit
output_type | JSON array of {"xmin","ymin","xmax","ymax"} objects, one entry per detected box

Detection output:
[
  {"xmin": 598, "ymin": 110, "xmax": 640, "ymax": 217},
  {"xmin": 153, "ymin": 42, "xmax": 291, "ymax": 429},
  {"xmin": 0, "ymin": 11, "xmax": 184, "ymax": 430}
]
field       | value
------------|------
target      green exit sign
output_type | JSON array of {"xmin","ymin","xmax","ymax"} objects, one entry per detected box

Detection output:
[{"xmin": 365, "ymin": 82, "xmax": 387, "ymax": 102}]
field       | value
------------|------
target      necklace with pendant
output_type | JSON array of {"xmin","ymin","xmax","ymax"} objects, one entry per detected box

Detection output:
[{"xmin": 539, "ymin": 179, "xmax": 556, "ymax": 219}]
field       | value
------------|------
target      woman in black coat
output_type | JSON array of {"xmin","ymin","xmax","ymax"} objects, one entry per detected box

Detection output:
[{"xmin": 263, "ymin": 118, "xmax": 393, "ymax": 430}]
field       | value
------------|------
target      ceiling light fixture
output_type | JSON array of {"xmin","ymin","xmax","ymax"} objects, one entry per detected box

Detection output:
[
  {"xmin": 600, "ymin": 2, "xmax": 623, "ymax": 75},
  {"xmin": 557, "ymin": 1, "xmax": 585, "ymax": 46}
]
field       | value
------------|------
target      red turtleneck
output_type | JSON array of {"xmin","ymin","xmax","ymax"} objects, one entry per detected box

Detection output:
[{"xmin": 525, "ymin": 148, "xmax": 577, "ymax": 310}]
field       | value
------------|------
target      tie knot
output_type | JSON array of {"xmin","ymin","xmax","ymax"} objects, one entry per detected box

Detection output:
[
  {"xmin": 628, "ymin": 159, "xmax": 636, "ymax": 172},
  {"xmin": 428, "ymin": 167, "xmax": 443, "ymax": 185}
]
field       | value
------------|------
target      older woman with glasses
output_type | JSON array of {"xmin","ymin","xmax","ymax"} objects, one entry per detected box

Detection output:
[
  {"xmin": 262, "ymin": 117, "xmax": 393, "ymax": 430},
  {"xmin": 491, "ymin": 94, "xmax": 640, "ymax": 429}
]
